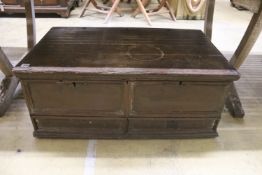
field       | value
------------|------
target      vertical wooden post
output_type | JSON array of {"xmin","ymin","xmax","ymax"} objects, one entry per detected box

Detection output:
[
  {"xmin": 204, "ymin": 0, "xmax": 215, "ymax": 39},
  {"xmin": 24, "ymin": 0, "xmax": 36, "ymax": 49}
]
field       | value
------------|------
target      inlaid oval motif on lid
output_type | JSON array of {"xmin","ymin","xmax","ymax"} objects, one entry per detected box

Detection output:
[{"xmin": 127, "ymin": 45, "xmax": 164, "ymax": 61}]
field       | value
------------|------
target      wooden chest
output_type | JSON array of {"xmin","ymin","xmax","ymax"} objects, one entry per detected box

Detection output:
[{"xmin": 13, "ymin": 27, "xmax": 240, "ymax": 139}]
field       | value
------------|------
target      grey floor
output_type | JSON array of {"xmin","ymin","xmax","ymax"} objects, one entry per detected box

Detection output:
[{"xmin": 0, "ymin": 0, "xmax": 262, "ymax": 175}]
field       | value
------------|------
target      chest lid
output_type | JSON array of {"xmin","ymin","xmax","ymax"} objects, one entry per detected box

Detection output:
[{"xmin": 14, "ymin": 27, "xmax": 239, "ymax": 81}]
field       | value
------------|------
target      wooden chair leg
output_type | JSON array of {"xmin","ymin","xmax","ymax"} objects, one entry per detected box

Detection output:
[
  {"xmin": 150, "ymin": 0, "xmax": 167, "ymax": 12},
  {"xmin": 226, "ymin": 5, "xmax": 262, "ymax": 118},
  {"xmin": 165, "ymin": 1, "xmax": 176, "ymax": 21},
  {"xmin": 142, "ymin": 0, "xmax": 175, "ymax": 21},
  {"xmin": 135, "ymin": 0, "xmax": 152, "ymax": 25},
  {"xmin": 225, "ymin": 83, "xmax": 245, "ymax": 118},
  {"xmin": 79, "ymin": 0, "xmax": 92, "ymax": 17},
  {"xmin": 0, "ymin": 48, "xmax": 19, "ymax": 117},
  {"xmin": 104, "ymin": 0, "xmax": 121, "ymax": 23}
]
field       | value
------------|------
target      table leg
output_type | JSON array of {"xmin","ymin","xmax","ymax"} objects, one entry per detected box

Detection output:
[
  {"xmin": 24, "ymin": 0, "xmax": 36, "ymax": 50},
  {"xmin": 229, "ymin": 6, "xmax": 262, "ymax": 69},
  {"xmin": 0, "ymin": 48, "xmax": 13, "ymax": 77},
  {"xmin": 204, "ymin": 0, "xmax": 215, "ymax": 39},
  {"xmin": 225, "ymin": 83, "xmax": 245, "ymax": 118},
  {"xmin": 225, "ymin": 5, "xmax": 262, "ymax": 118},
  {"xmin": 0, "ymin": 48, "xmax": 19, "ymax": 117}
]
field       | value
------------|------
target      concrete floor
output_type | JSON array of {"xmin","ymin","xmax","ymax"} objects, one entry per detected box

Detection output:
[{"xmin": 1, "ymin": 0, "xmax": 262, "ymax": 175}]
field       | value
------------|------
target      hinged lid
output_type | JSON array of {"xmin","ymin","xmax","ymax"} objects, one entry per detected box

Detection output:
[{"xmin": 14, "ymin": 27, "xmax": 239, "ymax": 81}]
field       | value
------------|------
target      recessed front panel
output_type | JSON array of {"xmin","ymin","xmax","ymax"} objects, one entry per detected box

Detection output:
[
  {"xmin": 130, "ymin": 81, "xmax": 227, "ymax": 117},
  {"xmin": 34, "ymin": 117, "xmax": 127, "ymax": 138},
  {"xmin": 24, "ymin": 80, "xmax": 126, "ymax": 116},
  {"xmin": 128, "ymin": 118, "xmax": 217, "ymax": 136}
]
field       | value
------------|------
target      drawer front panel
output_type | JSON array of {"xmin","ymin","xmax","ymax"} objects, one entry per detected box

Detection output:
[
  {"xmin": 128, "ymin": 118, "xmax": 218, "ymax": 135},
  {"xmin": 34, "ymin": 117, "xmax": 127, "ymax": 135},
  {"xmin": 130, "ymin": 81, "xmax": 227, "ymax": 116},
  {"xmin": 24, "ymin": 81, "xmax": 126, "ymax": 116}
]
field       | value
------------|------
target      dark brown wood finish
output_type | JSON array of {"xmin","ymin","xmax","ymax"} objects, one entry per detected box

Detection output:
[
  {"xmin": 14, "ymin": 27, "xmax": 239, "ymax": 139},
  {"xmin": 204, "ymin": 0, "xmax": 215, "ymax": 39},
  {"xmin": 24, "ymin": 0, "xmax": 36, "ymax": 49},
  {"xmin": 15, "ymin": 28, "xmax": 235, "ymax": 69},
  {"xmin": 225, "ymin": 83, "xmax": 245, "ymax": 117}
]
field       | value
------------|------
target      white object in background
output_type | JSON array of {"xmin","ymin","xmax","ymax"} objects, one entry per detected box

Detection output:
[
  {"xmin": 186, "ymin": 0, "xmax": 206, "ymax": 13},
  {"xmin": 0, "ymin": 0, "xmax": 4, "ymax": 12}
]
